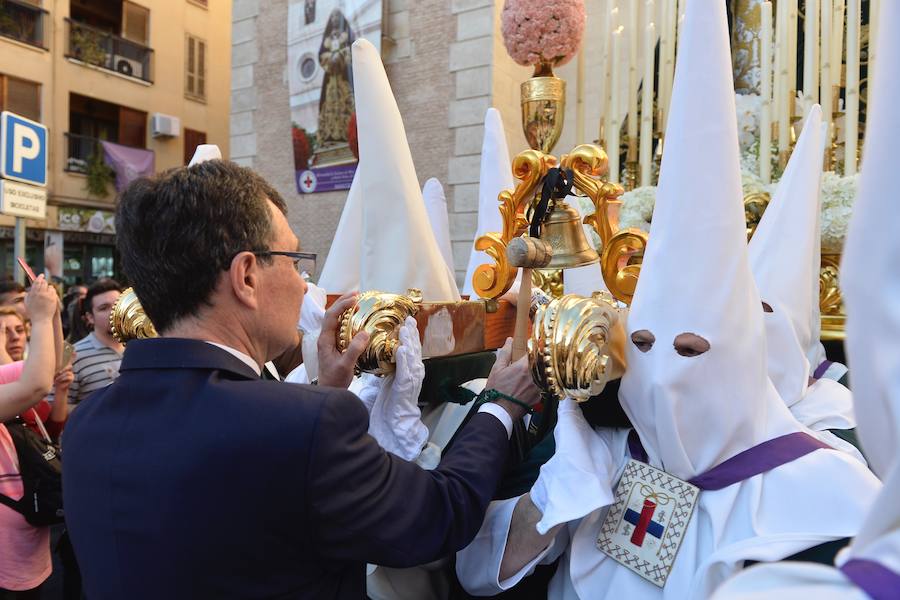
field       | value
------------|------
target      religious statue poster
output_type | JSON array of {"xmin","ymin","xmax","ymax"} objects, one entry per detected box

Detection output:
[{"xmin": 288, "ymin": 0, "xmax": 382, "ymax": 194}]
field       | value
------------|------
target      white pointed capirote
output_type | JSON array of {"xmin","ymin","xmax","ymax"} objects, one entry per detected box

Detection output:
[
  {"xmin": 422, "ymin": 178, "xmax": 455, "ymax": 274},
  {"xmin": 839, "ymin": 0, "xmax": 900, "ymax": 584},
  {"xmin": 611, "ymin": 0, "xmax": 877, "ymax": 592},
  {"xmin": 620, "ymin": 0, "xmax": 798, "ymax": 478},
  {"xmin": 319, "ymin": 39, "xmax": 459, "ymax": 301},
  {"xmin": 712, "ymin": 4, "xmax": 900, "ymax": 597},
  {"xmin": 188, "ymin": 144, "xmax": 222, "ymax": 166},
  {"xmin": 462, "ymin": 108, "xmax": 515, "ymax": 298},
  {"xmin": 318, "ymin": 172, "xmax": 362, "ymax": 293},
  {"xmin": 747, "ymin": 107, "xmax": 849, "ymax": 413},
  {"xmin": 457, "ymin": 5, "xmax": 879, "ymax": 599}
]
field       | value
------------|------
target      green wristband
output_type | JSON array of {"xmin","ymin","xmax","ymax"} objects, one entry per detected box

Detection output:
[{"xmin": 481, "ymin": 388, "xmax": 534, "ymax": 415}]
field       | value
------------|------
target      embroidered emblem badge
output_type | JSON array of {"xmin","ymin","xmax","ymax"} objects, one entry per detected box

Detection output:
[{"xmin": 596, "ymin": 459, "xmax": 700, "ymax": 587}]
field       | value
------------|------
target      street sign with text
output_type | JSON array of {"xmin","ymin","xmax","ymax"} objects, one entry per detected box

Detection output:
[
  {"xmin": 0, "ymin": 179, "xmax": 48, "ymax": 219},
  {"xmin": 1, "ymin": 111, "xmax": 48, "ymax": 187}
]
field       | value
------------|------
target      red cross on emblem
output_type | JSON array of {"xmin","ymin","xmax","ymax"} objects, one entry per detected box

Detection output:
[{"xmin": 299, "ymin": 170, "xmax": 317, "ymax": 193}]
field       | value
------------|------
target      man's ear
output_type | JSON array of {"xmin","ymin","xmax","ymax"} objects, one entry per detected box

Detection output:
[{"xmin": 229, "ymin": 252, "xmax": 261, "ymax": 310}]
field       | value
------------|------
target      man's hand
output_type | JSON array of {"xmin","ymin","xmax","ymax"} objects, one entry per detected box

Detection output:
[
  {"xmin": 316, "ymin": 292, "xmax": 369, "ymax": 389},
  {"xmin": 485, "ymin": 338, "xmax": 542, "ymax": 421}
]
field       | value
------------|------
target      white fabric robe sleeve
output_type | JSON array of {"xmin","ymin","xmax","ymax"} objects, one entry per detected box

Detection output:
[
  {"xmin": 455, "ymin": 496, "xmax": 569, "ymax": 595},
  {"xmin": 711, "ymin": 561, "xmax": 866, "ymax": 600}
]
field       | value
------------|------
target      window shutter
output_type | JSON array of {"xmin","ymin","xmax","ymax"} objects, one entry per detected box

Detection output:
[
  {"xmin": 197, "ymin": 40, "xmax": 206, "ymax": 98},
  {"xmin": 186, "ymin": 36, "xmax": 196, "ymax": 96}
]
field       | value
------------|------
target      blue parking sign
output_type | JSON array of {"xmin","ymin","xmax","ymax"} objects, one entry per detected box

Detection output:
[{"xmin": 1, "ymin": 111, "xmax": 48, "ymax": 187}]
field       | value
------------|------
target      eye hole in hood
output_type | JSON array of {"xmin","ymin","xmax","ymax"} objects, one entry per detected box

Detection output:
[
  {"xmin": 673, "ymin": 332, "xmax": 710, "ymax": 357},
  {"xmin": 631, "ymin": 329, "xmax": 655, "ymax": 353}
]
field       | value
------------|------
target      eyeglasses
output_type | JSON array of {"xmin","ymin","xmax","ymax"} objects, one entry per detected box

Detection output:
[{"xmin": 253, "ymin": 251, "xmax": 317, "ymax": 280}]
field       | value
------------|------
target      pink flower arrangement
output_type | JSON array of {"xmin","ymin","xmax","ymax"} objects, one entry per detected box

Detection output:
[{"xmin": 501, "ymin": 0, "xmax": 586, "ymax": 68}]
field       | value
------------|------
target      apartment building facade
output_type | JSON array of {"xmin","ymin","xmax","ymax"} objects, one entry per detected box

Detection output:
[{"xmin": 0, "ymin": 0, "xmax": 230, "ymax": 284}]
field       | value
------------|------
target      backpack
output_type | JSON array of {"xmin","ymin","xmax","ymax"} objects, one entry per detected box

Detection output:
[{"xmin": 0, "ymin": 412, "xmax": 64, "ymax": 526}]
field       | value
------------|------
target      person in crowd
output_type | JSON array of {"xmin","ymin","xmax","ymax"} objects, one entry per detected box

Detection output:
[
  {"xmin": 0, "ymin": 275, "xmax": 64, "ymax": 598},
  {"xmin": 62, "ymin": 159, "xmax": 541, "ymax": 599},
  {"xmin": 61, "ymin": 285, "xmax": 87, "ymax": 341},
  {"xmin": 711, "ymin": 3, "xmax": 900, "ymax": 597},
  {"xmin": 66, "ymin": 279, "xmax": 123, "ymax": 406},
  {"xmin": 0, "ymin": 306, "xmax": 71, "ymax": 440},
  {"xmin": 455, "ymin": 5, "xmax": 879, "ymax": 599},
  {"xmin": 0, "ymin": 309, "xmax": 27, "ymax": 364},
  {"xmin": 0, "ymin": 282, "xmax": 27, "ymax": 325}
]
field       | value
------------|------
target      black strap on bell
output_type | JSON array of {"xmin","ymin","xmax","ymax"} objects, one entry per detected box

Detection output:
[{"xmin": 530, "ymin": 167, "xmax": 575, "ymax": 239}]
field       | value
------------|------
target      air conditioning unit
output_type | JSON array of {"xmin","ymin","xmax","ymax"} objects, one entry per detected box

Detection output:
[
  {"xmin": 151, "ymin": 113, "xmax": 181, "ymax": 139},
  {"xmin": 113, "ymin": 55, "xmax": 144, "ymax": 80}
]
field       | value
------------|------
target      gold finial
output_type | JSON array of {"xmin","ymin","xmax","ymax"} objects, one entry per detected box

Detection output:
[
  {"xmin": 109, "ymin": 287, "xmax": 158, "ymax": 345},
  {"xmin": 336, "ymin": 289, "xmax": 422, "ymax": 376}
]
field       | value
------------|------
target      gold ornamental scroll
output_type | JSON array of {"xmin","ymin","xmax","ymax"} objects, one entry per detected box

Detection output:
[
  {"xmin": 472, "ymin": 149, "xmax": 558, "ymax": 300},
  {"xmin": 528, "ymin": 292, "xmax": 623, "ymax": 402},
  {"xmin": 560, "ymin": 144, "xmax": 624, "ymax": 249}
]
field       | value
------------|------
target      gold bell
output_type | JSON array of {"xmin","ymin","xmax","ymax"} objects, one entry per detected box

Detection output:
[{"xmin": 538, "ymin": 199, "xmax": 599, "ymax": 269}]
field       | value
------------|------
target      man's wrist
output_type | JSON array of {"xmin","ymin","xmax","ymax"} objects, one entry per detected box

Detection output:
[{"xmin": 492, "ymin": 398, "xmax": 527, "ymax": 422}]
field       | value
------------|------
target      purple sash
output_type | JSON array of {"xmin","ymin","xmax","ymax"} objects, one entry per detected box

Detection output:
[
  {"xmin": 813, "ymin": 360, "xmax": 835, "ymax": 380},
  {"xmin": 627, "ymin": 430, "xmax": 830, "ymax": 491},
  {"xmin": 840, "ymin": 559, "xmax": 900, "ymax": 600}
]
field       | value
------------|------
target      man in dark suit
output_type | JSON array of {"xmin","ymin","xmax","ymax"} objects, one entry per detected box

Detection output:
[{"xmin": 62, "ymin": 160, "xmax": 540, "ymax": 599}]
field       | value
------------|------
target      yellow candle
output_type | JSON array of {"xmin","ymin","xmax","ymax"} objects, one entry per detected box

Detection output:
[
  {"xmin": 609, "ymin": 26, "xmax": 623, "ymax": 183},
  {"xmin": 627, "ymin": 3, "xmax": 639, "ymax": 160},
  {"xmin": 844, "ymin": 0, "xmax": 860, "ymax": 174},
  {"xmin": 760, "ymin": 2, "xmax": 773, "ymax": 183},
  {"xmin": 775, "ymin": 0, "xmax": 790, "ymax": 152},
  {"xmin": 640, "ymin": 19, "xmax": 655, "ymax": 186},
  {"xmin": 803, "ymin": 0, "xmax": 819, "ymax": 106},
  {"xmin": 821, "ymin": 0, "xmax": 832, "ymax": 137}
]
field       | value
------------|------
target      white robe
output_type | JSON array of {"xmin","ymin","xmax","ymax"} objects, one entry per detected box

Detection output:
[{"xmin": 457, "ymin": 427, "xmax": 880, "ymax": 599}]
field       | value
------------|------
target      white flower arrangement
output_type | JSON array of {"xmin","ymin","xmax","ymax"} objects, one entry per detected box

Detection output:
[
  {"xmin": 614, "ymin": 169, "xmax": 856, "ymax": 252},
  {"xmin": 618, "ymin": 186, "xmax": 656, "ymax": 231},
  {"xmin": 819, "ymin": 171, "xmax": 858, "ymax": 253},
  {"xmin": 734, "ymin": 92, "xmax": 763, "ymax": 152}
]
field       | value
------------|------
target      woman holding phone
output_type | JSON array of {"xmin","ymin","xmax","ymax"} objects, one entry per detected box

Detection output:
[{"xmin": 0, "ymin": 275, "xmax": 64, "ymax": 598}]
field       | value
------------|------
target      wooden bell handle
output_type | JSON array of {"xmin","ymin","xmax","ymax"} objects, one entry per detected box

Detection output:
[{"xmin": 510, "ymin": 268, "xmax": 531, "ymax": 362}]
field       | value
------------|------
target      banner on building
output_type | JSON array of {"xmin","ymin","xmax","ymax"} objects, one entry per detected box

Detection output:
[
  {"xmin": 58, "ymin": 207, "xmax": 116, "ymax": 234},
  {"xmin": 287, "ymin": 0, "xmax": 382, "ymax": 194}
]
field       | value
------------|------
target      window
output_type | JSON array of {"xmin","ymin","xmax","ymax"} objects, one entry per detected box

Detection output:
[
  {"xmin": 187, "ymin": 0, "xmax": 208, "ymax": 8},
  {"xmin": 0, "ymin": 74, "xmax": 40, "ymax": 122},
  {"xmin": 185, "ymin": 35, "xmax": 206, "ymax": 101},
  {"xmin": 183, "ymin": 128, "xmax": 207, "ymax": 165},
  {"xmin": 121, "ymin": 1, "xmax": 150, "ymax": 46}
]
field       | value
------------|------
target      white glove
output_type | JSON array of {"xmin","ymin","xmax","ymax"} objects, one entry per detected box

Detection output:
[
  {"xmin": 349, "ymin": 373, "xmax": 381, "ymax": 413},
  {"xmin": 530, "ymin": 398, "xmax": 616, "ymax": 534},
  {"xmin": 298, "ymin": 282, "xmax": 327, "ymax": 381},
  {"xmin": 367, "ymin": 316, "xmax": 429, "ymax": 461}
]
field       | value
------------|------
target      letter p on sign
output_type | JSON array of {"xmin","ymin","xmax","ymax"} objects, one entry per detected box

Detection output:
[{"xmin": 1, "ymin": 111, "xmax": 48, "ymax": 188}]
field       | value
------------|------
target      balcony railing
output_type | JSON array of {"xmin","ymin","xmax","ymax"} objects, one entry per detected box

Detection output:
[
  {"xmin": 0, "ymin": 0, "xmax": 49, "ymax": 49},
  {"xmin": 65, "ymin": 132, "xmax": 101, "ymax": 173},
  {"xmin": 64, "ymin": 18, "xmax": 154, "ymax": 84}
]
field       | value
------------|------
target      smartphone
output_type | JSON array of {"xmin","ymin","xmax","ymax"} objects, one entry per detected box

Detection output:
[
  {"xmin": 61, "ymin": 342, "xmax": 75, "ymax": 367},
  {"xmin": 16, "ymin": 257, "xmax": 37, "ymax": 284}
]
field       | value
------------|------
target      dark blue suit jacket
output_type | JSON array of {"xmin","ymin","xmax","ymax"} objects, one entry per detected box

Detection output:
[{"xmin": 62, "ymin": 338, "xmax": 509, "ymax": 599}]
